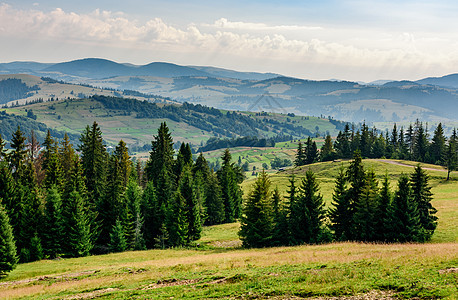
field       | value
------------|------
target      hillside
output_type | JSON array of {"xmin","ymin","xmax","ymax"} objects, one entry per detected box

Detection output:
[
  {"xmin": 0, "ymin": 95, "xmax": 344, "ymax": 148},
  {"xmin": 0, "ymin": 159, "xmax": 456, "ymax": 299}
]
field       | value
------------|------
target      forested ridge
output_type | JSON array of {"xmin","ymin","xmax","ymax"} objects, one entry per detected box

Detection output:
[
  {"xmin": 0, "ymin": 78, "xmax": 39, "ymax": 104},
  {"xmin": 0, "ymin": 122, "xmax": 244, "ymax": 276}
]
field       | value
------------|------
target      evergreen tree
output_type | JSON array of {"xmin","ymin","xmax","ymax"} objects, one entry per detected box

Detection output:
[
  {"xmin": 0, "ymin": 133, "xmax": 7, "ymax": 159},
  {"xmin": 320, "ymin": 134, "xmax": 335, "ymax": 162},
  {"xmin": 9, "ymin": 127, "xmax": 27, "ymax": 179},
  {"xmin": 444, "ymin": 128, "xmax": 458, "ymax": 180},
  {"xmin": 334, "ymin": 124, "xmax": 352, "ymax": 158},
  {"xmin": 290, "ymin": 170, "xmax": 325, "ymax": 244},
  {"xmin": 306, "ymin": 138, "xmax": 319, "ymax": 164},
  {"xmin": 387, "ymin": 174, "xmax": 421, "ymax": 242},
  {"xmin": 239, "ymin": 171, "xmax": 274, "ymax": 248},
  {"xmin": 429, "ymin": 123, "xmax": 446, "ymax": 165},
  {"xmin": 0, "ymin": 200, "xmax": 18, "ymax": 277},
  {"xmin": 294, "ymin": 142, "xmax": 305, "ymax": 166},
  {"xmin": 413, "ymin": 122, "xmax": 428, "ymax": 162},
  {"xmin": 145, "ymin": 122, "xmax": 175, "ymax": 183},
  {"xmin": 410, "ymin": 165, "xmax": 437, "ymax": 241},
  {"xmin": 328, "ymin": 167, "xmax": 350, "ymax": 241},
  {"xmin": 79, "ymin": 122, "xmax": 108, "ymax": 208},
  {"xmin": 217, "ymin": 149, "xmax": 243, "ymax": 222},
  {"xmin": 42, "ymin": 131, "xmax": 63, "ymax": 189},
  {"xmin": 271, "ymin": 187, "xmax": 289, "ymax": 246},
  {"xmin": 125, "ymin": 180, "xmax": 145, "ymax": 250},
  {"xmin": 376, "ymin": 174, "xmax": 392, "ymax": 241},
  {"xmin": 109, "ymin": 219, "xmax": 127, "ymax": 252},
  {"xmin": 42, "ymin": 186, "xmax": 64, "ymax": 258},
  {"xmin": 59, "ymin": 133, "xmax": 76, "ymax": 179},
  {"xmin": 65, "ymin": 191, "xmax": 94, "ymax": 257},
  {"xmin": 179, "ymin": 166, "xmax": 202, "ymax": 242},
  {"xmin": 166, "ymin": 191, "xmax": 188, "ymax": 247},
  {"xmin": 353, "ymin": 170, "xmax": 379, "ymax": 241},
  {"xmin": 141, "ymin": 180, "xmax": 162, "ymax": 248},
  {"xmin": 114, "ymin": 140, "xmax": 132, "ymax": 188},
  {"xmin": 398, "ymin": 127, "xmax": 410, "ymax": 160},
  {"xmin": 175, "ymin": 143, "xmax": 193, "ymax": 180},
  {"xmin": 204, "ymin": 172, "xmax": 225, "ymax": 225},
  {"xmin": 345, "ymin": 151, "xmax": 366, "ymax": 240},
  {"xmin": 359, "ymin": 123, "xmax": 370, "ymax": 158}
]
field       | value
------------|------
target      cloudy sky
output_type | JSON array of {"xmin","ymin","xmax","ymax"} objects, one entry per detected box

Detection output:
[{"xmin": 1, "ymin": 0, "xmax": 457, "ymax": 82}]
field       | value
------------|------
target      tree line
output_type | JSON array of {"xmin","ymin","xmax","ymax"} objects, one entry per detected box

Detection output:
[
  {"xmin": 240, "ymin": 151, "xmax": 438, "ymax": 248},
  {"xmin": 296, "ymin": 121, "xmax": 458, "ymax": 180},
  {"xmin": 0, "ymin": 122, "xmax": 244, "ymax": 276}
]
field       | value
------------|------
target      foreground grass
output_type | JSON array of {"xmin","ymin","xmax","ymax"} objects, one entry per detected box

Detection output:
[
  {"xmin": 1, "ymin": 159, "xmax": 456, "ymax": 299},
  {"xmin": 1, "ymin": 241, "xmax": 456, "ymax": 299}
]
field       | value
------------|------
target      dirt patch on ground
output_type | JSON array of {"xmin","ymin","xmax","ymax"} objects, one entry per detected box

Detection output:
[
  {"xmin": 142, "ymin": 278, "xmax": 200, "ymax": 290},
  {"xmin": 439, "ymin": 267, "xmax": 458, "ymax": 274},
  {"xmin": 0, "ymin": 270, "xmax": 100, "ymax": 288},
  {"xmin": 225, "ymin": 290, "xmax": 397, "ymax": 299},
  {"xmin": 211, "ymin": 239, "xmax": 242, "ymax": 248},
  {"xmin": 64, "ymin": 288, "xmax": 118, "ymax": 299}
]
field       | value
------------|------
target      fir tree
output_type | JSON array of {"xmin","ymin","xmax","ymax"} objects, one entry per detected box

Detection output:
[
  {"xmin": 429, "ymin": 123, "xmax": 446, "ymax": 165},
  {"xmin": 42, "ymin": 186, "xmax": 64, "ymax": 258},
  {"xmin": 0, "ymin": 200, "xmax": 18, "ymax": 277},
  {"xmin": 145, "ymin": 122, "xmax": 175, "ymax": 183},
  {"xmin": 179, "ymin": 166, "xmax": 202, "ymax": 242},
  {"xmin": 239, "ymin": 171, "xmax": 273, "ymax": 248},
  {"xmin": 387, "ymin": 174, "xmax": 421, "ymax": 242},
  {"xmin": 444, "ymin": 129, "xmax": 458, "ymax": 180},
  {"xmin": 42, "ymin": 132, "xmax": 63, "ymax": 189},
  {"xmin": 141, "ymin": 180, "xmax": 162, "ymax": 248},
  {"xmin": 59, "ymin": 133, "xmax": 76, "ymax": 179},
  {"xmin": 410, "ymin": 165, "xmax": 437, "ymax": 241},
  {"xmin": 175, "ymin": 143, "xmax": 193, "ymax": 181},
  {"xmin": 166, "ymin": 191, "xmax": 188, "ymax": 247},
  {"xmin": 114, "ymin": 140, "xmax": 132, "ymax": 188},
  {"xmin": 353, "ymin": 170, "xmax": 379, "ymax": 241},
  {"xmin": 204, "ymin": 171, "xmax": 225, "ymax": 225},
  {"xmin": 294, "ymin": 142, "xmax": 305, "ymax": 166},
  {"xmin": 125, "ymin": 180, "xmax": 145, "ymax": 250},
  {"xmin": 320, "ymin": 134, "xmax": 335, "ymax": 162},
  {"xmin": 8, "ymin": 126, "xmax": 27, "ymax": 179},
  {"xmin": 0, "ymin": 133, "xmax": 7, "ymax": 159},
  {"xmin": 290, "ymin": 171, "xmax": 325, "ymax": 244},
  {"xmin": 65, "ymin": 191, "xmax": 94, "ymax": 257},
  {"xmin": 413, "ymin": 122, "xmax": 428, "ymax": 162},
  {"xmin": 109, "ymin": 219, "xmax": 127, "ymax": 253},
  {"xmin": 271, "ymin": 187, "xmax": 289, "ymax": 246},
  {"xmin": 328, "ymin": 167, "xmax": 350, "ymax": 241},
  {"xmin": 345, "ymin": 150, "xmax": 366, "ymax": 240},
  {"xmin": 335, "ymin": 124, "xmax": 352, "ymax": 158},
  {"xmin": 376, "ymin": 174, "xmax": 392, "ymax": 241},
  {"xmin": 217, "ymin": 149, "xmax": 243, "ymax": 222}
]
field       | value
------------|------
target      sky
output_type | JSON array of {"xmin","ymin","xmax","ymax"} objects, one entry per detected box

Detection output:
[{"xmin": 1, "ymin": 0, "xmax": 458, "ymax": 82}]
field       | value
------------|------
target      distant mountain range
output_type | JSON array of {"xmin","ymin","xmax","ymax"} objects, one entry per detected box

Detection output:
[{"xmin": 1, "ymin": 58, "xmax": 458, "ymax": 124}]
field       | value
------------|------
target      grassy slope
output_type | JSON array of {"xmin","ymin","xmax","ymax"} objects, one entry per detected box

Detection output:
[{"xmin": 1, "ymin": 160, "xmax": 456, "ymax": 299}]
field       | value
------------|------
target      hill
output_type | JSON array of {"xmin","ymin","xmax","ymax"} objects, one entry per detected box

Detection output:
[
  {"xmin": 416, "ymin": 73, "xmax": 458, "ymax": 89},
  {"xmin": 0, "ymin": 95, "xmax": 345, "ymax": 149},
  {"xmin": 0, "ymin": 159, "xmax": 456, "ymax": 299}
]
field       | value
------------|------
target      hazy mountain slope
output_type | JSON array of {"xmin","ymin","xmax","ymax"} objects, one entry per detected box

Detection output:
[
  {"xmin": 188, "ymin": 65, "xmax": 280, "ymax": 80},
  {"xmin": 416, "ymin": 73, "xmax": 458, "ymax": 89}
]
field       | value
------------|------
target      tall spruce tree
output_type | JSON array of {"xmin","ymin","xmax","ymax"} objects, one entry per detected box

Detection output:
[
  {"xmin": 429, "ymin": 123, "xmax": 446, "ymax": 165},
  {"xmin": 387, "ymin": 174, "xmax": 421, "ymax": 242},
  {"xmin": 376, "ymin": 174, "xmax": 392, "ymax": 241},
  {"xmin": 413, "ymin": 122, "xmax": 428, "ymax": 162},
  {"xmin": 353, "ymin": 170, "xmax": 379, "ymax": 241},
  {"xmin": 204, "ymin": 171, "xmax": 225, "ymax": 225},
  {"xmin": 145, "ymin": 122, "xmax": 175, "ymax": 183},
  {"xmin": 320, "ymin": 134, "xmax": 335, "ymax": 161},
  {"xmin": 345, "ymin": 150, "xmax": 366, "ymax": 240},
  {"xmin": 271, "ymin": 187, "xmax": 289, "ymax": 246},
  {"xmin": 42, "ymin": 131, "xmax": 63, "ymax": 189},
  {"xmin": 179, "ymin": 166, "xmax": 202, "ymax": 242},
  {"xmin": 0, "ymin": 200, "xmax": 18, "ymax": 277},
  {"xmin": 141, "ymin": 180, "xmax": 162, "ymax": 248},
  {"xmin": 444, "ymin": 129, "xmax": 458, "ymax": 180},
  {"xmin": 125, "ymin": 180, "xmax": 145, "ymax": 250},
  {"xmin": 290, "ymin": 171, "xmax": 325, "ymax": 244},
  {"xmin": 295, "ymin": 142, "xmax": 305, "ymax": 166},
  {"xmin": 42, "ymin": 186, "xmax": 64, "ymax": 258},
  {"xmin": 217, "ymin": 149, "xmax": 243, "ymax": 222},
  {"xmin": 109, "ymin": 219, "xmax": 127, "ymax": 253},
  {"xmin": 328, "ymin": 167, "xmax": 350, "ymax": 241},
  {"xmin": 166, "ymin": 191, "xmax": 188, "ymax": 247},
  {"xmin": 410, "ymin": 165, "xmax": 437, "ymax": 241},
  {"xmin": 239, "ymin": 171, "xmax": 273, "ymax": 248}
]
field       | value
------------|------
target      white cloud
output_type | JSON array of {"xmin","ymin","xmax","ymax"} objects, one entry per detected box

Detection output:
[{"xmin": 0, "ymin": 3, "xmax": 457, "ymax": 81}]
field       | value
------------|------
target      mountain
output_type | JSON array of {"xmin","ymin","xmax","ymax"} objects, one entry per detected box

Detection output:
[
  {"xmin": 188, "ymin": 65, "xmax": 279, "ymax": 80},
  {"xmin": 416, "ymin": 73, "xmax": 458, "ymax": 89}
]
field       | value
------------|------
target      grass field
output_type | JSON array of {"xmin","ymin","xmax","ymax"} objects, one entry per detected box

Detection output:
[{"xmin": 0, "ymin": 160, "xmax": 457, "ymax": 299}]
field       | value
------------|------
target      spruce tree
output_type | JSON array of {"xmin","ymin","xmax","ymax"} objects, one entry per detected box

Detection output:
[
  {"xmin": 353, "ymin": 170, "xmax": 379, "ymax": 241},
  {"xmin": 42, "ymin": 131, "xmax": 63, "ymax": 189},
  {"xmin": 320, "ymin": 134, "xmax": 335, "ymax": 162},
  {"xmin": 410, "ymin": 165, "xmax": 437, "ymax": 241},
  {"xmin": 0, "ymin": 200, "xmax": 18, "ymax": 277},
  {"xmin": 179, "ymin": 166, "xmax": 202, "ymax": 242},
  {"xmin": 114, "ymin": 140, "xmax": 132, "ymax": 188},
  {"xmin": 388, "ymin": 174, "xmax": 421, "ymax": 242},
  {"xmin": 429, "ymin": 123, "xmax": 446, "ymax": 165},
  {"xmin": 328, "ymin": 167, "xmax": 350, "ymax": 241},
  {"xmin": 145, "ymin": 122, "xmax": 175, "ymax": 183},
  {"xmin": 239, "ymin": 171, "xmax": 273, "ymax": 248},
  {"xmin": 294, "ymin": 142, "xmax": 305, "ymax": 166},
  {"xmin": 65, "ymin": 191, "xmax": 94, "ymax": 257},
  {"xmin": 376, "ymin": 174, "xmax": 392, "ymax": 241},
  {"xmin": 125, "ymin": 180, "xmax": 145, "ymax": 250},
  {"xmin": 109, "ymin": 219, "xmax": 127, "ymax": 253},
  {"xmin": 345, "ymin": 150, "xmax": 366, "ymax": 240},
  {"xmin": 0, "ymin": 133, "xmax": 7, "ymax": 159},
  {"xmin": 42, "ymin": 186, "xmax": 64, "ymax": 258},
  {"xmin": 444, "ymin": 129, "xmax": 458, "ymax": 180},
  {"xmin": 217, "ymin": 149, "xmax": 243, "ymax": 222},
  {"xmin": 59, "ymin": 133, "xmax": 76, "ymax": 179},
  {"xmin": 290, "ymin": 171, "xmax": 325, "ymax": 244},
  {"xmin": 271, "ymin": 187, "xmax": 289, "ymax": 246},
  {"xmin": 204, "ymin": 171, "xmax": 224, "ymax": 225},
  {"xmin": 166, "ymin": 191, "xmax": 188, "ymax": 247},
  {"xmin": 141, "ymin": 180, "xmax": 162, "ymax": 248},
  {"xmin": 413, "ymin": 122, "xmax": 428, "ymax": 162},
  {"xmin": 334, "ymin": 124, "xmax": 352, "ymax": 158}
]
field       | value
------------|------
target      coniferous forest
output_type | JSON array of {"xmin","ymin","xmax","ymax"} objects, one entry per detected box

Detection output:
[{"xmin": 0, "ymin": 120, "xmax": 443, "ymax": 276}]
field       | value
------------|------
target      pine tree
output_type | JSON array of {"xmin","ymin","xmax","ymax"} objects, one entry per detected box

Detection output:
[
  {"xmin": 178, "ymin": 166, "xmax": 202, "ymax": 242},
  {"xmin": 175, "ymin": 143, "xmax": 193, "ymax": 181},
  {"xmin": 429, "ymin": 123, "xmax": 446, "ymax": 165},
  {"xmin": 166, "ymin": 191, "xmax": 188, "ymax": 247},
  {"xmin": 59, "ymin": 133, "xmax": 76, "ymax": 179},
  {"xmin": 79, "ymin": 121, "xmax": 108, "ymax": 208},
  {"xmin": 141, "ymin": 180, "xmax": 162, "ymax": 248},
  {"xmin": 65, "ymin": 191, "xmax": 94, "ymax": 257},
  {"xmin": 109, "ymin": 219, "xmax": 127, "ymax": 253},
  {"xmin": 0, "ymin": 133, "xmax": 7, "ymax": 159},
  {"xmin": 0, "ymin": 200, "xmax": 18, "ymax": 277},
  {"xmin": 387, "ymin": 174, "xmax": 421, "ymax": 242},
  {"xmin": 413, "ymin": 122, "xmax": 428, "ymax": 162},
  {"xmin": 125, "ymin": 180, "xmax": 145, "ymax": 250},
  {"xmin": 353, "ymin": 170, "xmax": 379, "ymax": 241},
  {"xmin": 290, "ymin": 171, "xmax": 325, "ymax": 244},
  {"xmin": 114, "ymin": 140, "xmax": 132, "ymax": 188},
  {"xmin": 306, "ymin": 139, "xmax": 318, "ymax": 164},
  {"xmin": 217, "ymin": 149, "xmax": 243, "ymax": 222},
  {"xmin": 444, "ymin": 128, "xmax": 458, "ymax": 180},
  {"xmin": 42, "ymin": 131, "xmax": 63, "ymax": 189},
  {"xmin": 410, "ymin": 165, "xmax": 437, "ymax": 241},
  {"xmin": 345, "ymin": 150, "xmax": 366, "ymax": 240},
  {"xmin": 42, "ymin": 186, "xmax": 64, "ymax": 258},
  {"xmin": 320, "ymin": 134, "xmax": 335, "ymax": 162},
  {"xmin": 328, "ymin": 167, "xmax": 350, "ymax": 241},
  {"xmin": 376, "ymin": 174, "xmax": 392, "ymax": 241},
  {"xmin": 9, "ymin": 126, "xmax": 27, "ymax": 179},
  {"xmin": 239, "ymin": 171, "xmax": 274, "ymax": 248},
  {"xmin": 294, "ymin": 142, "xmax": 305, "ymax": 166},
  {"xmin": 145, "ymin": 122, "xmax": 175, "ymax": 183},
  {"xmin": 271, "ymin": 187, "xmax": 289, "ymax": 246},
  {"xmin": 335, "ymin": 124, "xmax": 352, "ymax": 158}
]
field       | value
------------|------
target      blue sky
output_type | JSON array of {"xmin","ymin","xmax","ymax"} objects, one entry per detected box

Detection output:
[{"xmin": 1, "ymin": 1, "xmax": 458, "ymax": 81}]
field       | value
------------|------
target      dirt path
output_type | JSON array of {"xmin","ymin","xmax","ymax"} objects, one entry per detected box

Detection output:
[{"xmin": 373, "ymin": 159, "xmax": 447, "ymax": 172}]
